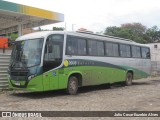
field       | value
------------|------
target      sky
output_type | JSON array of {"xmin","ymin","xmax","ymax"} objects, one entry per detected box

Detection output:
[{"xmin": 5, "ymin": 0, "xmax": 160, "ymax": 33}]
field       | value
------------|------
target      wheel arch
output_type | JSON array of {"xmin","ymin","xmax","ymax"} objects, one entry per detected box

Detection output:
[
  {"xmin": 68, "ymin": 72, "xmax": 83, "ymax": 87},
  {"xmin": 127, "ymin": 69, "xmax": 134, "ymax": 79}
]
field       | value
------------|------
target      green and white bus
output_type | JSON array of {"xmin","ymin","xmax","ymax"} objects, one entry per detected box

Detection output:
[{"xmin": 8, "ymin": 31, "xmax": 151, "ymax": 94}]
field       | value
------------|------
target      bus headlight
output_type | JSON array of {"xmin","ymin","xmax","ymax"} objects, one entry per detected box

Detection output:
[{"xmin": 28, "ymin": 74, "xmax": 36, "ymax": 80}]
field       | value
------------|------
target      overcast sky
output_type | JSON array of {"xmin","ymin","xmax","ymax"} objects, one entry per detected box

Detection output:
[{"xmin": 5, "ymin": 0, "xmax": 160, "ymax": 32}]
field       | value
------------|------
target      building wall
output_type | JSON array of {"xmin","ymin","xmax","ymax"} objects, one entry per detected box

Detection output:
[{"xmin": 147, "ymin": 43, "xmax": 160, "ymax": 76}]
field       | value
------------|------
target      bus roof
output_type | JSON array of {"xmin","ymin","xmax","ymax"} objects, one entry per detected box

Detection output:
[
  {"xmin": 16, "ymin": 31, "xmax": 65, "ymax": 41},
  {"xmin": 16, "ymin": 31, "xmax": 148, "ymax": 47}
]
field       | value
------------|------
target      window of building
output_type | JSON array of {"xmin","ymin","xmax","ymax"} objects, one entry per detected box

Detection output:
[{"xmin": 154, "ymin": 45, "xmax": 157, "ymax": 48}]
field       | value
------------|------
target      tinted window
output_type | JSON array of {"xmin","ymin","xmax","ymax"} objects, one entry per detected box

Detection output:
[
  {"xmin": 66, "ymin": 36, "xmax": 87, "ymax": 55},
  {"xmin": 66, "ymin": 37, "xmax": 78, "ymax": 55},
  {"xmin": 77, "ymin": 39, "xmax": 87, "ymax": 55},
  {"xmin": 88, "ymin": 40, "xmax": 97, "ymax": 55},
  {"xmin": 131, "ymin": 46, "xmax": 141, "ymax": 58},
  {"xmin": 120, "ymin": 44, "xmax": 131, "ymax": 57},
  {"xmin": 141, "ymin": 47, "xmax": 150, "ymax": 59},
  {"xmin": 44, "ymin": 35, "xmax": 63, "ymax": 61},
  {"xmin": 105, "ymin": 42, "xmax": 119, "ymax": 57},
  {"xmin": 97, "ymin": 41, "xmax": 104, "ymax": 56}
]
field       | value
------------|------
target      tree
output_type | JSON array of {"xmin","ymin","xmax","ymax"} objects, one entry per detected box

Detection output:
[
  {"xmin": 53, "ymin": 27, "xmax": 64, "ymax": 31},
  {"xmin": 146, "ymin": 26, "xmax": 160, "ymax": 43},
  {"xmin": 121, "ymin": 23, "xmax": 146, "ymax": 35},
  {"xmin": 6, "ymin": 33, "xmax": 18, "ymax": 41},
  {"xmin": 104, "ymin": 23, "xmax": 150, "ymax": 43},
  {"xmin": 11, "ymin": 33, "xmax": 18, "ymax": 41}
]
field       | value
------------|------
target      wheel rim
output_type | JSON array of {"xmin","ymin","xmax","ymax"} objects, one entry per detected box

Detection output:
[
  {"xmin": 69, "ymin": 79, "xmax": 77, "ymax": 93},
  {"xmin": 127, "ymin": 73, "xmax": 132, "ymax": 85}
]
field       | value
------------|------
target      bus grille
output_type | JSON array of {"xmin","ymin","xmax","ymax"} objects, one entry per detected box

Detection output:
[{"xmin": 11, "ymin": 71, "xmax": 28, "ymax": 76}]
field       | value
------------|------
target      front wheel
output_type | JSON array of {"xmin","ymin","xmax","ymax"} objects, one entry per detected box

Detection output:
[
  {"xmin": 66, "ymin": 76, "xmax": 78, "ymax": 95},
  {"xmin": 125, "ymin": 72, "xmax": 133, "ymax": 86}
]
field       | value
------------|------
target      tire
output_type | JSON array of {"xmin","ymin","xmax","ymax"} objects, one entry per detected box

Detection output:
[
  {"xmin": 66, "ymin": 76, "xmax": 78, "ymax": 95},
  {"xmin": 125, "ymin": 72, "xmax": 133, "ymax": 86}
]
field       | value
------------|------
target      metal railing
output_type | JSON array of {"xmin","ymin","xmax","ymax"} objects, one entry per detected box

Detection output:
[{"xmin": 0, "ymin": 54, "xmax": 10, "ymax": 90}]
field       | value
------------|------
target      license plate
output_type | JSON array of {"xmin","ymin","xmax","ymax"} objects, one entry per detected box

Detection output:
[{"xmin": 15, "ymin": 82, "xmax": 20, "ymax": 86}]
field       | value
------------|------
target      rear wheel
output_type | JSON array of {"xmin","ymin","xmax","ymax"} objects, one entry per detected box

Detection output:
[
  {"xmin": 66, "ymin": 76, "xmax": 78, "ymax": 95},
  {"xmin": 125, "ymin": 72, "xmax": 133, "ymax": 86}
]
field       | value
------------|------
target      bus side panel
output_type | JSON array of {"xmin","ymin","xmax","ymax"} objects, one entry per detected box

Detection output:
[
  {"xmin": 58, "ymin": 66, "xmax": 126, "ymax": 87},
  {"xmin": 120, "ymin": 65, "xmax": 150, "ymax": 80},
  {"xmin": 27, "ymin": 75, "xmax": 44, "ymax": 91},
  {"xmin": 82, "ymin": 66, "xmax": 126, "ymax": 86},
  {"xmin": 58, "ymin": 68, "xmax": 76, "ymax": 89},
  {"xmin": 88, "ymin": 66, "xmax": 126, "ymax": 85},
  {"xmin": 43, "ymin": 70, "xmax": 59, "ymax": 91}
]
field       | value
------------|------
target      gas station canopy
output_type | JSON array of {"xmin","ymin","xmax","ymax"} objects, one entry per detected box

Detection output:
[{"xmin": 0, "ymin": 0, "xmax": 64, "ymax": 36}]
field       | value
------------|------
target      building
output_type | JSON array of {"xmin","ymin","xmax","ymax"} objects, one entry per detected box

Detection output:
[{"xmin": 147, "ymin": 43, "xmax": 160, "ymax": 76}]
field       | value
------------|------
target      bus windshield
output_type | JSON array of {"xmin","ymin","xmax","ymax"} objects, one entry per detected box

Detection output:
[{"xmin": 11, "ymin": 38, "xmax": 44, "ymax": 68}]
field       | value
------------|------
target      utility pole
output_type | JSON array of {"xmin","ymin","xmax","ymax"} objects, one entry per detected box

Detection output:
[
  {"xmin": 72, "ymin": 24, "xmax": 76, "ymax": 31},
  {"xmin": 64, "ymin": 22, "xmax": 67, "ymax": 31}
]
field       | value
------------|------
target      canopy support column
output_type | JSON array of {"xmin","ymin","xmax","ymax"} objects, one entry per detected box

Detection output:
[{"xmin": 18, "ymin": 24, "xmax": 23, "ymax": 37}]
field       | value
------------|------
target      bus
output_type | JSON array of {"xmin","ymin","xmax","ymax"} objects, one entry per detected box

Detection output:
[{"xmin": 8, "ymin": 31, "xmax": 151, "ymax": 95}]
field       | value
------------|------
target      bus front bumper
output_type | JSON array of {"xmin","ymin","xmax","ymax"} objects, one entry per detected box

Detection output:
[{"xmin": 8, "ymin": 75, "xmax": 44, "ymax": 92}]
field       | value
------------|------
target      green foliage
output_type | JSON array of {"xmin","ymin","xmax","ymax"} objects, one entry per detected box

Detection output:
[
  {"xmin": 6, "ymin": 33, "xmax": 18, "ymax": 41},
  {"xmin": 10, "ymin": 33, "xmax": 18, "ymax": 41},
  {"xmin": 146, "ymin": 26, "xmax": 160, "ymax": 43},
  {"xmin": 104, "ymin": 23, "xmax": 160, "ymax": 43},
  {"xmin": 53, "ymin": 27, "xmax": 64, "ymax": 31}
]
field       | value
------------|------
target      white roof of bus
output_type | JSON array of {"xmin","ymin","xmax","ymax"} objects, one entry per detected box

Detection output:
[
  {"xmin": 16, "ymin": 31, "xmax": 148, "ymax": 47},
  {"xmin": 16, "ymin": 31, "xmax": 65, "ymax": 41}
]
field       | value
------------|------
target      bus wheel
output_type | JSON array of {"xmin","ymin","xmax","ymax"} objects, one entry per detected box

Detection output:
[
  {"xmin": 66, "ymin": 76, "xmax": 78, "ymax": 95},
  {"xmin": 125, "ymin": 72, "xmax": 133, "ymax": 86}
]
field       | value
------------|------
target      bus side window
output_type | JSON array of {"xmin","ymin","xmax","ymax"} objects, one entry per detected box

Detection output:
[
  {"xmin": 77, "ymin": 38, "xmax": 87, "ymax": 55},
  {"xmin": 66, "ymin": 37, "xmax": 78, "ymax": 55},
  {"xmin": 120, "ymin": 44, "xmax": 131, "ymax": 58},
  {"xmin": 97, "ymin": 41, "xmax": 104, "ymax": 56},
  {"xmin": 131, "ymin": 46, "xmax": 141, "ymax": 58},
  {"xmin": 141, "ymin": 47, "xmax": 150, "ymax": 59},
  {"xmin": 88, "ymin": 40, "xmax": 97, "ymax": 56},
  {"xmin": 105, "ymin": 42, "xmax": 119, "ymax": 57}
]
